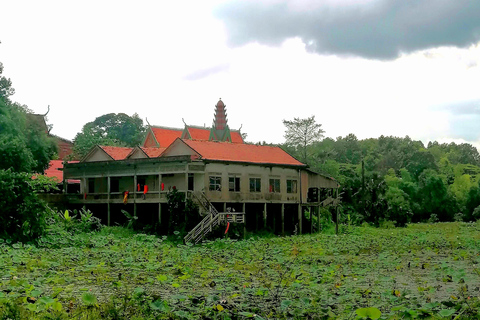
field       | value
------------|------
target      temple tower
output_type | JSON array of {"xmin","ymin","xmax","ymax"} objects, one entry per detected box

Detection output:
[{"xmin": 209, "ymin": 98, "xmax": 232, "ymax": 142}]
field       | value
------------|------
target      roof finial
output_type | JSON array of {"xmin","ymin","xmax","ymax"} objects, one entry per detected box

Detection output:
[
  {"xmin": 182, "ymin": 118, "xmax": 187, "ymax": 126},
  {"xmin": 42, "ymin": 105, "xmax": 50, "ymax": 117},
  {"xmin": 145, "ymin": 117, "xmax": 151, "ymax": 127}
]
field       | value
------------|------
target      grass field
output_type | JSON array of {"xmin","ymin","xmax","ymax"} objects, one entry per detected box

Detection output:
[{"xmin": 1, "ymin": 222, "xmax": 480, "ymax": 319}]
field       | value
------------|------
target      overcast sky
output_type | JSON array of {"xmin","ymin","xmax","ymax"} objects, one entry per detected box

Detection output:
[{"xmin": 1, "ymin": 0, "xmax": 480, "ymax": 149}]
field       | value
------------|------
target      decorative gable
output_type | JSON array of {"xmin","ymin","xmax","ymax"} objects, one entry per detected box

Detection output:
[
  {"xmin": 161, "ymin": 138, "xmax": 201, "ymax": 160},
  {"xmin": 143, "ymin": 129, "xmax": 159, "ymax": 148},
  {"xmin": 82, "ymin": 146, "xmax": 114, "ymax": 162}
]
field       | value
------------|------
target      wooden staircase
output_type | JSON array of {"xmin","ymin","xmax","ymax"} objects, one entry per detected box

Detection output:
[{"xmin": 184, "ymin": 191, "xmax": 245, "ymax": 244}]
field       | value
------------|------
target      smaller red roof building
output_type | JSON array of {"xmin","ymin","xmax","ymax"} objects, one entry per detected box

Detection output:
[
  {"xmin": 99, "ymin": 146, "xmax": 134, "ymax": 160},
  {"xmin": 43, "ymin": 160, "xmax": 80, "ymax": 183},
  {"xmin": 140, "ymin": 147, "xmax": 166, "ymax": 158}
]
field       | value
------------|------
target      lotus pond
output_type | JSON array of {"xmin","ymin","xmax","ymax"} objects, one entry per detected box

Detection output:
[{"xmin": 1, "ymin": 222, "xmax": 480, "ymax": 319}]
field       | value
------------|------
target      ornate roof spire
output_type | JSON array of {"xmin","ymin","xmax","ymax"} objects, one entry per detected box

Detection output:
[
  {"xmin": 209, "ymin": 98, "xmax": 232, "ymax": 142},
  {"xmin": 213, "ymin": 98, "xmax": 227, "ymax": 130}
]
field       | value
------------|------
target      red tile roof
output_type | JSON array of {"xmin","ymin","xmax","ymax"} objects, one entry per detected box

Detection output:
[
  {"xmin": 43, "ymin": 160, "xmax": 79, "ymax": 182},
  {"xmin": 230, "ymin": 131, "xmax": 244, "ymax": 144},
  {"xmin": 141, "ymin": 147, "xmax": 165, "ymax": 158},
  {"xmin": 182, "ymin": 140, "xmax": 305, "ymax": 166},
  {"xmin": 150, "ymin": 127, "xmax": 183, "ymax": 147},
  {"xmin": 148, "ymin": 125, "xmax": 244, "ymax": 147},
  {"xmin": 186, "ymin": 127, "xmax": 211, "ymax": 140},
  {"xmin": 100, "ymin": 146, "xmax": 134, "ymax": 160}
]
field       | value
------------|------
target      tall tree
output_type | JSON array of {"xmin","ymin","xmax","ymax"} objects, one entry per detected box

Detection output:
[
  {"xmin": 0, "ymin": 63, "xmax": 56, "ymax": 173},
  {"xmin": 283, "ymin": 115, "xmax": 325, "ymax": 163},
  {"xmin": 73, "ymin": 113, "xmax": 146, "ymax": 159},
  {"xmin": 0, "ymin": 62, "xmax": 15, "ymax": 100}
]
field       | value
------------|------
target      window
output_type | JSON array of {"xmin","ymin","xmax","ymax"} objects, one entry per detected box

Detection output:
[
  {"xmin": 249, "ymin": 178, "xmax": 261, "ymax": 192},
  {"xmin": 269, "ymin": 178, "xmax": 280, "ymax": 193},
  {"xmin": 110, "ymin": 178, "xmax": 120, "ymax": 193},
  {"xmin": 287, "ymin": 179, "xmax": 298, "ymax": 193},
  {"xmin": 209, "ymin": 176, "xmax": 222, "ymax": 191},
  {"xmin": 229, "ymin": 176, "xmax": 241, "ymax": 192}
]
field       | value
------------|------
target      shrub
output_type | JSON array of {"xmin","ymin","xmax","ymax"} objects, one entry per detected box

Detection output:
[
  {"xmin": 473, "ymin": 206, "xmax": 480, "ymax": 221},
  {"xmin": 0, "ymin": 169, "xmax": 49, "ymax": 242},
  {"xmin": 428, "ymin": 213, "xmax": 439, "ymax": 223},
  {"xmin": 454, "ymin": 212, "xmax": 464, "ymax": 222}
]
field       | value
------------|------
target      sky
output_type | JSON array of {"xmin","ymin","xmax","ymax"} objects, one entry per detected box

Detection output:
[{"xmin": 1, "ymin": 0, "xmax": 480, "ymax": 149}]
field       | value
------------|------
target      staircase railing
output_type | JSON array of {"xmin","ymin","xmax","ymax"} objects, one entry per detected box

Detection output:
[{"xmin": 184, "ymin": 191, "xmax": 221, "ymax": 244}]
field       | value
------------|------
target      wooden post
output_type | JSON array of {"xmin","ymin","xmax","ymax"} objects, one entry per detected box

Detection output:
[
  {"xmin": 134, "ymin": 174, "xmax": 137, "ymax": 217},
  {"xmin": 298, "ymin": 204, "xmax": 302, "ymax": 235},
  {"xmin": 107, "ymin": 176, "xmax": 111, "ymax": 227},
  {"xmin": 243, "ymin": 202, "xmax": 246, "ymax": 239},
  {"xmin": 335, "ymin": 205, "xmax": 339, "ymax": 235},
  {"xmin": 310, "ymin": 206, "xmax": 314, "ymax": 234},
  {"xmin": 317, "ymin": 206, "xmax": 320, "ymax": 233},
  {"xmin": 158, "ymin": 174, "xmax": 162, "ymax": 224},
  {"xmin": 335, "ymin": 189, "xmax": 339, "ymax": 235},
  {"xmin": 185, "ymin": 172, "xmax": 189, "ymax": 201},
  {"xmin": 281, "ymin": 203, "xmax": 285, "ymax": 236},
  {"xmin": 263, "ymin": 203, "xmax": 267, "ymax": 229}
]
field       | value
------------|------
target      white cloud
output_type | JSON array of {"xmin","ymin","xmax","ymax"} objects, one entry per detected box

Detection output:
[{"xmin": 0, "ymin": 0, "xmax": 479, "ymax": 152}]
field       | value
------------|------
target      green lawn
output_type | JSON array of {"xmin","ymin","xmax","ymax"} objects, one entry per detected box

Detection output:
[{"xmin": 1, "ymin": 222, "xmax": 480, "ymax": 319}]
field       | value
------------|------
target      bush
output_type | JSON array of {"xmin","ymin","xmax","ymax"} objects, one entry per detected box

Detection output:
[
  {"xmin": 0, "ymin": 169, "xmax": 49, "ymax": 242},
  {"xmin": 473, "ymin": 206, "xmax": 480, "ymax": 221},
  {"xmin": 54, "ymin": 207, "xmax": 103, "ymax": 233}
]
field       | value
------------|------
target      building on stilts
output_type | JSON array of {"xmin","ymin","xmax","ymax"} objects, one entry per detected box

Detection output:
[{"xmin": 63, "ymin": 99, "xmax": 340, "ymax": 243}]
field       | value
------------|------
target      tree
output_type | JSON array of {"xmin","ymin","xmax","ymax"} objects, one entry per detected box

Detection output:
[
  {"xmin": 0, "ymin": 62, "xmax": 15, "ymax": 100},
  {"xmin": 73, "ymin": 113, "xmax": 146, "ymax": 159},
  {"xmin": 283, "ymin": 115, "xmax": 325, "ymax": 163},
  {"xmin": 0, "ymin": 169, "xmax": 49, "ymax": 242},
  {"xmin": 0, "ymin": 75, "xmax": 56, "ymax": 173}
]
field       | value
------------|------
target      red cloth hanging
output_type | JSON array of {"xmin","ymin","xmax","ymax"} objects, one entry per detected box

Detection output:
[
  {"xmin": 143, "ymin": 185, "xmax": 148, "ymax": 194},
  {"xmin": 225, "ymin": 222, "xmax": 230, "ymax": 234},
  {"xmin": 137, "ymin": 183, "xmax": 140, "ymax": 191},
  {"xmin": 161, "ymin": 183, "xmax": 165, "ymax": 191}
]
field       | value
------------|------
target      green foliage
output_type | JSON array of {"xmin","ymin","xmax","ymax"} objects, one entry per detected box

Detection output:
[
  {"xmin": 73, "ymin": 112, "xmax": 146, "ymax": 159},
  {"xmin": 0, "ymin": 98, "xmax": 56, "ymax": 173},
  {"xmin": 355, "ymin": 307, "xmax": 381, "ymax": 319},
  {"xmin": 166, "ymin": 188, "xmax": 200, "ymax": 235},
  {"xmin": 1, "ymin": 223, "xmax": 480, "ymax": 318},
  {"xmin": 0, "ymin": 61, "xmax": 15, "ymax": 99},
  {"xmin": 0, "ymin": 169, "xmax": 49, "ymax": 242},
  {"xmin": 53, "ymin": 207, "xmax": 103, "ymax": 233},
  {"xmin": 121, "ymin": 209, "xmax": 138, "ymax": 230},
  {"xmin": 297, "ymin": 133, "xmax": 480, "ymax": 224},
  {"xmin": 1, "ymin": 62, "xmax": 57, "ymax": 172}
]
